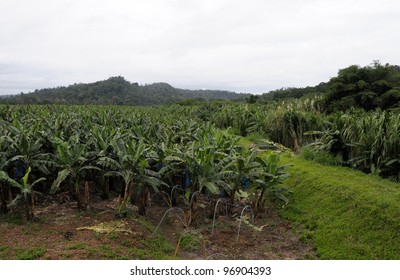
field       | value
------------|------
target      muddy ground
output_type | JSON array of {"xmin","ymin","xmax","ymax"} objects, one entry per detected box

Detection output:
[{"xmin": 0, "ymin": 192, "xmax": 316, "ymax": 260}]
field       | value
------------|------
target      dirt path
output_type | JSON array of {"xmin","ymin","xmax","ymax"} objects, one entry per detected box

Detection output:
[
  {"xmin": 0, "ymin": 194, "xmax": 316, "ymax": 260},
  {"xmin": 147, "ymin": 204, "xmax": 315, "ymax": 260}
]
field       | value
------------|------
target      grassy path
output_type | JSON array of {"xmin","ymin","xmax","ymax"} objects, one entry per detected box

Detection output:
[{"xmin": 279, "ymin": 152, "xmax": 400, "ymax": 259}]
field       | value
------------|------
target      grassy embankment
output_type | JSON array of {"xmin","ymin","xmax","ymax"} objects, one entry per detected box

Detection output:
[
  {"xmin": 239, "ymin": 137, "xmax": 400, "ymax": 259},
  {"xmin": 278, "ymin": 152, "xmax": 400, "ymax": 259}
]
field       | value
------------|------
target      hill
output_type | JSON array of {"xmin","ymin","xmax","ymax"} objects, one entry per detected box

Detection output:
[
  {"xmin": 322, "ymin": 61, "xmax": 400, "ymax": 112},
  {"xmin": 259, "ymin": 61, "xmax": 400, "ymax": 112},
  {"xmin": 0, "ymin": 76, "xmax": 248, "ymax": 105},
  {"xmin": 259, "ymin": 82, "xmax": 330, "ymax": 101}
]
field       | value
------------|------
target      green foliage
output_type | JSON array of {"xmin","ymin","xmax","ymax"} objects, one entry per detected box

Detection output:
[
  {"xmin": 260, "ymin": 82, "xmax": 329, "ymax": 101},
  {"xmin": 0, "ymin": 77, "xmax": 247, "ymax": 105},
  {"xmin": 323, "ymin": 61, "xmax": 400, "ymax": 112},
  {"xmin": 1, "ymin": 98, "xmax": 398, "ymax": 260},
  {"xmin": 246, "ymin": 131, "xmax": 267, "ymax": 143},
  {"xmin": 307, "ymin": 110, "xmax": 400, "ymax": 180},
  {"xmin": 15, "ymin": 247, "xmax": 46, "ymax": 260},
  {"xmin": 300, "ymin": 148, "xmax": 341, "ymax": 166},
  {"xmin": 67, "ymin": 242, "xmax": 88, "ymax": 250},
  {"xmin": 178, "ymin": 230, "xmax": 203, "ymax": 252},
  {"xmin": 0, "ymin": 245, "xmax": 10, "ymax": 258},
  {"xmin": 280, "ymin": 153, "xmax": 400, "ymax": 259},
  {"xmin": 250, "ymin": 151, "xmax": 292, "ymax": 212},
  {"xmin": 0, "ymin": 104, "xmax": 290, "ymax": 220},
  {"xmin": 0, "ymin": 167, "xmax": 45, "ymax": 221},
  {"xmin": 204, "ymin": 100, "xmax": 324, "ymax": 150},
  {"xmin": 135, "ymin": 236, "xmax": 174, "ymax": 259},
  {"xmin": 0, "ymin": 212, "xmax": 25, "ymax": 225}
]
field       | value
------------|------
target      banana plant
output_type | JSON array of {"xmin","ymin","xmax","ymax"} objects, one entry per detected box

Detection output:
[
  {"xmin": 50, "ymin": 137, "xmax": 100, "ymax": 210},
  {"xmin": 0, "ymin": 134, "xmax": 13, "ymax": 214},
  {"xmin": 0, "ymin": 167, "xmax": 45, "ymax": 221},
  {"xmin": 157, "ymin": 143, "xmax": 193, "ymax": 207},
  {"xmin": 223, "ymin": 148, "xmax": 260, "ymax": 207},
  {"xmin": 87, "ymin": 124, "xmax": 121, "ymax": 199},
  {"xmin": 252, "ymin": 153, "xmax": 292, "ymax": 213},
  {"xmin": 0, "ymin": 182, "xmax": 8, "ymax": 214},
  {"xmin": 4, "ymin": 119, "xmax": 55, "ymax": 181},
  {"xmin": 98, "ymin": 138, "xmax": 162, "ymax": 216}
]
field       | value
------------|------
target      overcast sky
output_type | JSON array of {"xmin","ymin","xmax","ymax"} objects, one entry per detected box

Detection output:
[{"xmin": 0, "ymin": 0, "xmax": 399, "ymax": 95}]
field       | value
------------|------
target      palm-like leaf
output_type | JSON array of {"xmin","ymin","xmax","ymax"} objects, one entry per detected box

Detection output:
[
  {"xmin": 0, "ymin": 171, "xmax": 21, "ymax": 189},
  {"xmin": 51, "ymin": 169, "xmax": 71, "ymax": 194}
]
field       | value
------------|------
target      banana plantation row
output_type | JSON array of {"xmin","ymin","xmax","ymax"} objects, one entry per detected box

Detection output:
[
  {"xmin": 1, "ymin": 102, "xmax": 399, "ymax": 221},
  {"xmin": 203, "ymin": 99, "xmax": 400, "ymax": 181},
  {"xmin": 0, "ymin": 105, "xmax": 289, "ymax": 221}
]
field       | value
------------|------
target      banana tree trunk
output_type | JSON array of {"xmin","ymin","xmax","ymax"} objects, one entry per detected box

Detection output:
[
  {"xmin": 229, "ymin": 188, "xmax": 237, "ymax": 215},
  {"xmin": 255, "ymin": 187, "xmax": 268, "ymax": 215},
  {"xmin": 25, "ymin": 193, "xmax": 34, "ymax": 221},
  {"xmin": 0, "ymin": 184, "xmax": 9, "ymax": 214},
  {"xmin": 75, "ymin": 179, "xmax": 83, "ymax": 210},
  {"xmin": 101, "ymin": 176, "xmax": 109, "ymax": 200},
  {"xmin": 137, "ymin": 185, "xmax": 150, "ymax": 216},
  {"xmin": 8, "ymin": 185, "xmax": 12, "ymax": 202},
  {"xmin": 253, "ymin": 190, "xmax": 260, "ymax": 214},
  {"xmin": 291, "ymin": 128, "xmax": 300, "ymax": 153},
  {"xmin": 124, "ymin": 182, "xmax": 131, "ymax": 209},
  {"xmin": 83, "ymin": 180, "xmax": 90, "ymax": 209},
  {"xmin": 189, "ymin": 192, "xmax": 198, "ymax": 223},
  {"xmin": 129, "ymin": 182, "xmax": 136, "ymax": 206},
  {"xmin": 293, "ymin": 137, "xmax": 300, "ymax": 153}
]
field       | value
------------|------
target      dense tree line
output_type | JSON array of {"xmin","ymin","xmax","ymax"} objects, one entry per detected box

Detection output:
[
  {"xmin": 259, "ymin": 83, "xmax": 329, "ymax": 101},
  {"xmin": 322, "ymin": 61, "xmax": 400, "ymax": 112},
  {"xmin": 0, "ymin": 76, "xmax": 248, "ymax": 105},
  {"xmin": 258, "ymin": 61, "xmax": 400, "ymax": 112}
]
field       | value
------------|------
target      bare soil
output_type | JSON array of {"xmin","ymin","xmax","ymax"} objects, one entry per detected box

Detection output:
[{"xmin": 0, "ymin": 193, "xmax": 316, "ymax": 260}]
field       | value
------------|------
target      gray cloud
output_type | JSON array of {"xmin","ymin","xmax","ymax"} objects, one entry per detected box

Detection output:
[{"xmin": 1, "ymin": 0, "xmax": 399, "ymax": 95}]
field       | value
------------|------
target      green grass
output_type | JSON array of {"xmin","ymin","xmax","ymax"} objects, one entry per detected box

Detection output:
[
  {"xmin": 237, "ymin": 137, "xmax": 253, "ymax": 147},
  {"xmin": 138, "ymin": 236, "xmax": 175, "ymax": 259},
  {"xmin": 98, "ymin": 244, "xmax": 126, "ymax": 260},
  {"xmin": 106, "ymin": 232, "xmax": 119, "ymax": 240},
  {"xmin": 178, "ymin": 230, "xmax": 203, "ymax": 252},
  {"xmin": 125, "ymin": 238, "xmax": 174, "ymax": 259},
  {"xmin": 22, "ymin": 223, "xmax": 41, "ymax": 236},
  {"xmin": 0, "ymin": 245, "xmax": 10, "ymax": 259},
  {"xmin": 15, "ymin": 247, "xmax": 46, "ymax": 260},
  {"xmin": 300, "ymin": 147, "xmax": 341, "ymax": 166},
  {"xmin": 67, "ymin": 242, "xmax": 88, "ymax": 250},
  {"xmin": 279, "ymin": 152, "xmax": 400, "ymax": 259},
  {"xmin": 64, "ymin": 226, "xmax": 174, "ymax": 259},
  {"xmin": 0, "ymin": 213, "xmax": 25, "ymax": 226},
  {"xmin": 246, "ymin": 132, "xmax": 268, "ymax": 143}
]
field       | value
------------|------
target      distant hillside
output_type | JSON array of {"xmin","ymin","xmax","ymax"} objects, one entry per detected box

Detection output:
[{"xmin": 0, "ymin": 76, "xmax": 248, "ymax": 105}]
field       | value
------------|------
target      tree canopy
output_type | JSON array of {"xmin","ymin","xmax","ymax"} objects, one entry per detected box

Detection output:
[
  {"xmin": 322, "ymin": 61, "xmax": 400, "ymax": 112},
  {"xmin": 0, "ymin": 76, "xmax": 248, "ymax": 105}
]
